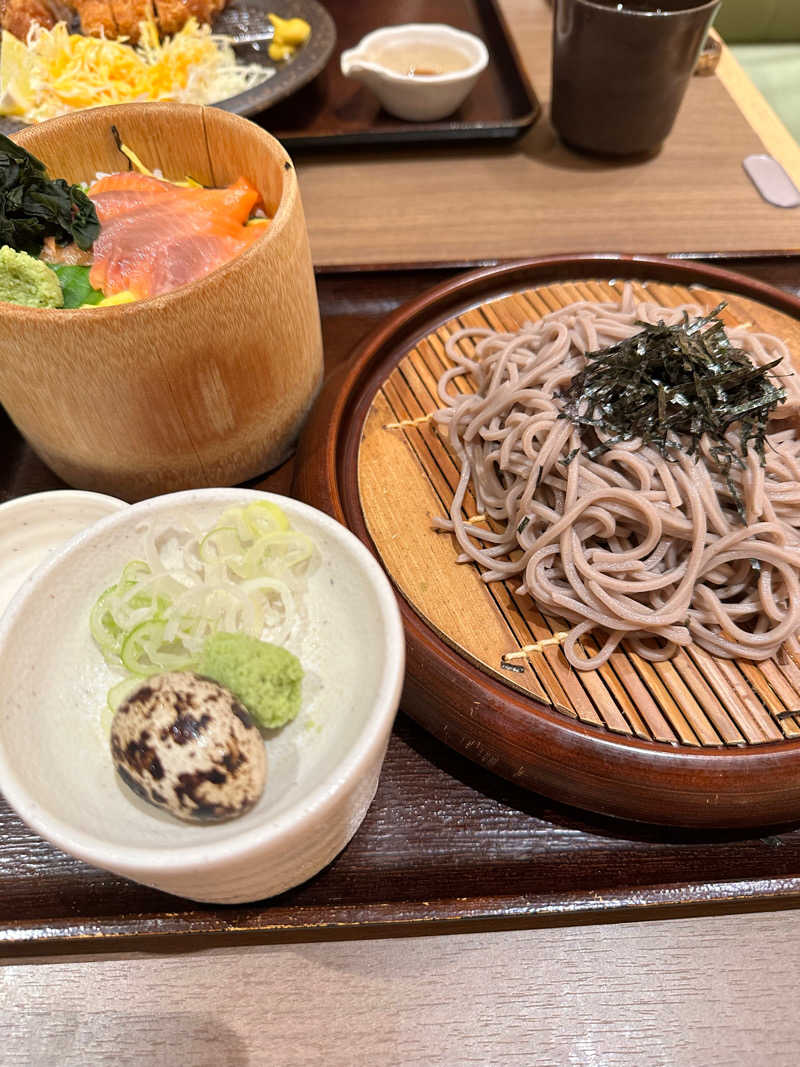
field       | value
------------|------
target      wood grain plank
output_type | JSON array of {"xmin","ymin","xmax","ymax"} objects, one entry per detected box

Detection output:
[{"xmin": 4, "ymin": 913, "xmax": 800, "ymax": 1066}]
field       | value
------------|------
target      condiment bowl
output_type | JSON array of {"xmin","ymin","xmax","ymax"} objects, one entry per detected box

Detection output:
[
  {"xmin": 0, "ymin": 103, "xmax": 323, "ymax": 502},
  {"xmin": 341, "ymin": 24, "xmax": 489, "ymax": 122},
  {"xmin": 0, "ymin": 489, "xmax": 127, "ymax": 615},
  {"xmin": 0, "ymin": 488, "xmax": 405, "ymax": 904}
]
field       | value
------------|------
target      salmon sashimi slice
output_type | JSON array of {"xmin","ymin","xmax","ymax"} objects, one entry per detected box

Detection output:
[
  {"xmin": 87, "ymin": 172, "xmax": 265, "ymax": 299},
  {"xmin": 40, "ymin": 236, "xmax": 94, "ymax": 267},
  {"xmin": 89, "ymin": 172, "xmax": 259, "ymax": 223}
]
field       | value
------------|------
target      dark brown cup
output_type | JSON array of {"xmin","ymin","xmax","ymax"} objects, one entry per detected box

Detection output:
[{"xmin": 551, "ymin": 0, "xmax": 721, "ymax": 157}]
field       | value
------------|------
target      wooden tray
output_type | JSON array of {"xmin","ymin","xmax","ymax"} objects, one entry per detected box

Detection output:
[
  {"xmin": 295, "ymin": 255, "xmax": 800, "ymax": 829},
  {"xmin": 6, "ymin": 261, "xmax": 800, "ymax": 954},
  {"xmin": 263, "ymin": 0, "xmax": 540, "ymax": 147}
]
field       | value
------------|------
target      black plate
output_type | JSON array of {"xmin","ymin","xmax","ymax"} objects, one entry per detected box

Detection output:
[{"xmin": 0, "ymin": 0, "xmax": 336, "ymax": 136}]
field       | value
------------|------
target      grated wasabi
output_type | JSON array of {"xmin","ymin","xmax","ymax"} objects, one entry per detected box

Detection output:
[
  {"xmin": 200, "ymin": 631, "xmax": 303, "ymax": 730},
  {"xmin": 0, "ymin": 244, "xmax": 62, "ymax": 307}
]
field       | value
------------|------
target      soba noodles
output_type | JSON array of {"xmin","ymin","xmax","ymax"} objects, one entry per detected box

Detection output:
[{"xmin": 432, "ymin": 286, "xmax": 800, "ymax": 671}]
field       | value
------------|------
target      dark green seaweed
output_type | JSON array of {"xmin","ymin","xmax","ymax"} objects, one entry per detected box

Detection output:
[
  {"xmin": 559, "ymin": 304, "xmax": 787, "ymax": 518},
  {"xmin": 0, "ymin": 133, "xmax": 100, "ymax": 255}
]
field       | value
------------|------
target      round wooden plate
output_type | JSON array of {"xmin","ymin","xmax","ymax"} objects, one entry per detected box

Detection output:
[{"xmin": 294, "ymin": 256, "xmax": 800, "ymax": 828}]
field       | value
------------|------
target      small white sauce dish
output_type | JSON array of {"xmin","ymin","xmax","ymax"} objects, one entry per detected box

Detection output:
[
  {"xmin": 0, "ymin": 488, "xmax": 405, "ymax": 904},
  {"xmin": 341, "ymin": 23, "xmax": 489, "ymax": 122}
]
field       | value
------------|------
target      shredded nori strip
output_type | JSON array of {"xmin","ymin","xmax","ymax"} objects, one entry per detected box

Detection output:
[
  {"xmin": 559, "ymin": 304, "xmax": 787, "ymax": 518},
  {"xmin": 500, "ymin": 660, "xmax": 525, "ymax": 673},
  {"xmin": 111, "ymin": 125, "xmax": 133, "ymax": 170}
]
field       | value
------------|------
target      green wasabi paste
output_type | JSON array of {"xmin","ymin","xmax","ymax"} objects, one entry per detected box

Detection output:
[
  {"xmin": 0, "ymin": 245, "xmax": 62, "ymax": 308},
  {"xmin": 200, "ymin": 631, "xmax": 303, "ymax": 731}
]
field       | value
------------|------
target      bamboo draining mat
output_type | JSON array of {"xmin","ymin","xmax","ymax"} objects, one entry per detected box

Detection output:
[
  {"xmin": 298, "ymin": 0, "xmax": 800, "ymax": 267},
  {"xmin": 358, "ymin": 280, "xmax": 800, "ymax": 750}
]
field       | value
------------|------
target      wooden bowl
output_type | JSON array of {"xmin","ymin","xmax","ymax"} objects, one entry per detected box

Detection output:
[{"xmin": 0, "ymin": 103, "xmax": 323, "ymax": 502}]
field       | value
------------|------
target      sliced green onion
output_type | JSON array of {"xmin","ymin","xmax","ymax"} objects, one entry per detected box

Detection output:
[
  {"xmin": 107, "ymin": 675, "xmax": 143, "ymax": 714},
  {"xmin": 198, "ymin": 525, "xmax": 240, "ymax": 564},
  {"xmin": 90, "ymin": 501, "xmax": 315, "ymax": 711},
  {"xmin": 242, "ymin": 500, "xmax": 291, "ymax": 534},
  {"xmin": 89, "ymin": 584, "xmax": 126, "ymax": 656},
  {"xmin": 121, "ymin": 559, "xmax": 151, "ymax": 582},
  {"xmin": 121, "ymin": 619, "xmax": 196, "ymax": 675}
]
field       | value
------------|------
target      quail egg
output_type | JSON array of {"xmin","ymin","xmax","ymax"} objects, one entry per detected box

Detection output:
[{"xmin": 110, "ymin": 671, "xmax": 267, "ymax": 823}]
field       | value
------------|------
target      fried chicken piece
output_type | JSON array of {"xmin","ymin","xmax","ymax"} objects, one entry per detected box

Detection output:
[
  {"xmin": 0, "ymin": 0, "xmax": 60, "ymax": 40},
  {"xmin": 73, "ymin": 0, "xmax": 117, "ymax": 37},
  {"xmin": 153, "ymin": 0, "xmax": 215, "ymax": 36},
  {"xmin": 1, "ymin": 0, "xmax": 226, "ymax": 43},
  {"xmin": 109, "ymin": 0, "xmax": 151, "ymax": 41}
]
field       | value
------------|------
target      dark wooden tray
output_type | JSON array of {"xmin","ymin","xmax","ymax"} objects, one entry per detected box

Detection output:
[
  {"xmin": 261, "ymin": 0, "xmax": 541, "ymax": 147},
  {"xmin": 4, "ymin": 261, "xmax": 800, "ymax": 955}
]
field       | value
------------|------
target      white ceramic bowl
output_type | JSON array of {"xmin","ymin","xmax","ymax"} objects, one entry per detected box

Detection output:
[
  {"xmin": 0, "ymin": 490, "xmax": 127, "ymax": 615},
  {"xmin": 0, "ymin": 489, "xmax": 405, "ymax": 904},
  {"xmin": 341, "ymin": 24, "xmax": 489, "ymax": 122}
]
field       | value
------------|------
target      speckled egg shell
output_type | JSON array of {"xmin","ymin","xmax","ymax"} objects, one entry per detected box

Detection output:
[{"xmin": 110, "ymin": 672, "xmax": 267, "ymax": 823}]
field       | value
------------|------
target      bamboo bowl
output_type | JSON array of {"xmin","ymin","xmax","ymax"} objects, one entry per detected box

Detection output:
[{"xmin": 0, "ymin": 103, "xmax": 323, "ymax": 502}]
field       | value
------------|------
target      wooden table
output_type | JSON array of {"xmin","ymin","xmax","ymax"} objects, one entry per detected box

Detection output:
[
  {"xmin": 298, "ymin": 0, "xmax": 800, "ymax": 268},
  {"xmin": 4, "ymin": 911, "xmax": 800, "ymax": 1065},
  {"xmin": 6, "ymin": 2, "xmax": 800, "ymax": 1062}
]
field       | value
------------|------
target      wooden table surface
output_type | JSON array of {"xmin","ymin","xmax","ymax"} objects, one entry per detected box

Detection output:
[
  {"xmin": 7, "ymin": 3, "xmax": 800, "ymax": 1062},
  {"xmin": 298, "ymin": 0, "xmax": 800, "ymax": 268},
  {"xmin": 4, "ymin": 911, "xmax": 800, "ymax": 1065}
]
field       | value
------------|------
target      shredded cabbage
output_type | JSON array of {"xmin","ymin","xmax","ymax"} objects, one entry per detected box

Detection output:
[
  {"xmin": 2, "ymin": 18, "xmax": 273, "ymax": 124},
  {"xmin": 91, "ymin": 501, "xmax": 315, "ymax": 714}
]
